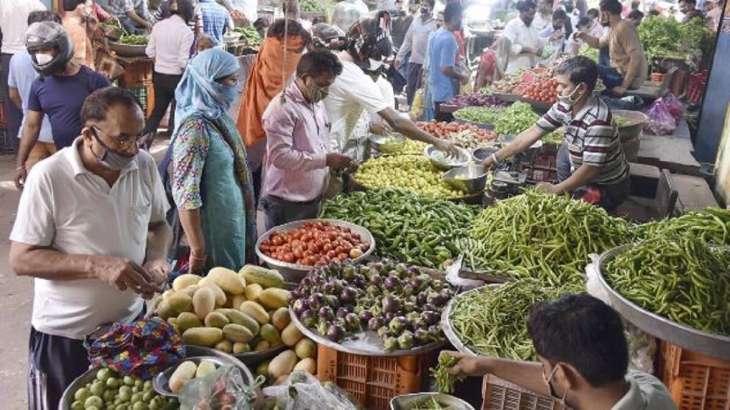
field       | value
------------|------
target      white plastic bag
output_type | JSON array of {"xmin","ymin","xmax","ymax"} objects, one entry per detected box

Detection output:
[{"xmin": 262, "ymin": 371, "xmax": 359, "ymax": 410}]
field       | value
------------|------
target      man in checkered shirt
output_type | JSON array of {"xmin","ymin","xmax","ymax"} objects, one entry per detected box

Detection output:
[
  {"xmin": 481, "ymin": 56, "xmax": 630, "ymax": 211},
  {"xmin": 195, "ymin": 0, "xmax": 234, "ymax": 46}
]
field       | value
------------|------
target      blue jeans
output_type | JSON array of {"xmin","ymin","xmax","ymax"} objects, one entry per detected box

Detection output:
[{"xmin": 597, "ymin": 64, "xmax": 624, "ymax": 90}]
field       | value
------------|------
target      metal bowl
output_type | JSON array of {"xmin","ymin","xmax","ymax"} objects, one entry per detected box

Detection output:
[
  {"xmin": 596, "ymin": 245, "xmax": 730, "ymax": 361},
  {"xmin": 390, "ymin": 392, "xmax": 475, "ymax": 410},
  {"xmin": 613, "ymin": 109, "xmax": 649, "ymax": 140},
  {"xmin": 255, "ymin": 218, "xmax": 376, "ymax": 283},
  {"xmin": 369, "ymin": 133, "xmax": 406, "ymax": 154},
  {"xmin": 109, "ymin": 41, "xmax": 147, "ymax": 57},
  {"xmin": 441, "ymin": 284, "xmax": 502, "ymax": 357},
  {"xmin": 424, "ymin": 145, "xmax": 471, "ymax": 170},
  {"xmin": 443, "ymin": 164, "xmax": 488, "ymax": 194},
  {"xmin": 472, "ymin": 146, "xmax": 499, "ymax": 163}
]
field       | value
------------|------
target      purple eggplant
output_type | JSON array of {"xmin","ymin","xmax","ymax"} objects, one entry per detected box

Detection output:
[
  {"xmin": 340, "ymin": 287, "xmax": 357, "ymax": 304},
  {"xmin": 309, "ymin": 293, "xmax": 324, "ymax": 310},
  {"xmin": 292, "ymin": 299, "xmax": 309, "ymax": 316},
  {"xmin": 416, "ymin": 292, "xmax": 428, "ymax": 305},
  {"xmin": 326, "ymin": 324, "xmax": 345, "ymax": 341},
  {"xmin": 336, "ymin": 306, "xmax": 349, "ymax": 319},
  {"xmin": 414, "ymin": 328, "xmax": 430, "ymax": 343},
  {"xmin": 319, "ymin": 306, "xmax": 334, "ymax": 321},
  {"xmin": 421, "ymin": 311, "xmax": 439, "ymax": 325},
  {"xmin": 344, "ymin": 313, "xmax": 360, "ymax": 331},
  {"xmin": 381, "ymin": 295, "xmax": 400, "ymax": 313},
  {"xmin": 384, "ymin": 276, "xmax": 401, "ymax": 291},
  {"xmin": 359, "ymin": 310, "xmax": 373, "ymax": 323},
  {"xmin": 368, "ymin": 316, "xmax": 383, "ymax": 331},
  {"xmin": 369, "ymin": 274, "xmax": 383, "ymax": 286}
]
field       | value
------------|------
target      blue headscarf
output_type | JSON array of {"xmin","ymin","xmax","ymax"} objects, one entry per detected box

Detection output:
[{"xmin": 174, "ymin": 48, "xmax": 240, "ymax": 132}]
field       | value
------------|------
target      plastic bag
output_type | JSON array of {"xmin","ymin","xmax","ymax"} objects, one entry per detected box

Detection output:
[
  {"xmin": 645, "ymin": 94, "xmax": 685, "ymax": 135},
  {"xmin": 261, "ymin": 371, "xmax": 359, "ymax": 410},
  {"xmin": 179, "ymin": 365, "xmax": 264, "ymax": 410},
  {"xmin": 585, "ymin": 256, "xmax": 656, "ymax": 373}
]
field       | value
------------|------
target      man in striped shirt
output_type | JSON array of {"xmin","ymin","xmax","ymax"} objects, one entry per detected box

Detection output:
[{"xmin": 481, "ymin": 56, "xmax": 630, "ymax": 210}]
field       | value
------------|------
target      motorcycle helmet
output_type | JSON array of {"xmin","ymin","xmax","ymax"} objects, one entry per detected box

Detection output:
[
  {"xmin": 346, "ymin": 11, "xmax": 393, "ymax": 72},
  {"xmin": 25, "ymin": 21, "xmax": 74, "ymax": 76}
]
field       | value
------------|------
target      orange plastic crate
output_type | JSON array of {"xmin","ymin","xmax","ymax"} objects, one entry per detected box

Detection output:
[
  {"xmin": 481, "ymin": 374, "xmax": 567, "ymax": 410},
  {"xmin": 316, "ymin": 344, "xmax": 434, "ymax": 410},
  {"xmin": 657, "ymin": 340, "xmax": 730, "ymax": 410}
]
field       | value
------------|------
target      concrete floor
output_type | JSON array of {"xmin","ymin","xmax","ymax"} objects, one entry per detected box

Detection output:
[{"xmin": 0, "ymin": 154, "xmax": 31, "ymax": 409}]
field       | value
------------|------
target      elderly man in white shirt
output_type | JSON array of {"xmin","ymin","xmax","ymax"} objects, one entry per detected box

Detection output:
[
  {"xmin": 503, "ymin": 0, "xmax": 546, "ymax": 74},
  {"xmin": 10, "ymin": 87, "xmax": 171, "ymax": 409},
  {"xmin": 0, "ymin": 0, "xmax": 46, "ymax": 153}
]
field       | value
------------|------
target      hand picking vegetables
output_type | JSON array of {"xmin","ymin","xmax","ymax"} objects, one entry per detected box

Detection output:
[
  {"xmin": 449, "ymin": 279, "xmax": 578, "ymax": 361},
  {"xmin": 605, "ymin": 238, "xmax": 730, "ymax": 336},
  {"xmin": 321, "ymin": 189, "xmax": 479, "ymax": 268},
  {"xmin": 259, "ymin": 221, "xmax": 369, "ymax": 266},
  {"xmin": 431, "ymin": 353, "xmax": 464, "ymax": 394},
  {"xmin": 291, "ymin": 259, "xmax": 455, "ymax": 351},
  {"xmin": 493, "ymin": 102, "xmax": 539, "ymax": 136},
  {"xmin": 69, "ymin": 368, "xmax": 175, "ymax": 410},
  {"xmin": 156, "ymin": 266, "xmax": 294, "ymax": 355},
  {"xmin": 456, "ymin": 190, "xmax": 633, "ymax": 286},
  {"xmin": 354, "ymin": 155, "xmax": 466, "ymax": 198}
]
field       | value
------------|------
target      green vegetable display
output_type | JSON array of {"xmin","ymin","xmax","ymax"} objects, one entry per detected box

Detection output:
[
  {"xmin": 234, "ymin": 26, "xmax": 262, "ymax": 46},
  {"xmin": 69, "ymin": 368, "xmax": 176, "ymax": 410},
  {"xmin": 431, "ymin": 353, "xmax": 464, "ymax": 394},
  {"xmin": 456, "ymin": 190, "xmax": 634, "ymax": 286},
  {"xmin": 353, "ymin": 155, "xmax": 466, "ymax": 199},
  {"xmin": 605, "ymin": 238, "xmax": 730, "ymax": 336},
  {"xmin": 453, "ymin": 106, "xmax": 504, "ymax": 125},
  {"xmin": 638, "ymin": 16, "xmax": 712, "ymax": 61},
  {"xmin": 408, "ymin": 396, "xmax": 453, "ymax": 410},
  {"xmin": 321, "ymin": 189, "xmax": 478, "ymax": 268},
  {"xmin": 634, "ymin": 208, "xmax": 730, "ymax": 245},
  {"xmin": 449, "ymin": 279, "xmax": 578, "ymax": 361},
  {"xmin": 118, "ymin": 34, "xmax": 148, "ymax": 45},
  {"xmin": 300, "ymin": 0, "xmax": 327, "ymax": 12},
  {"xmin": 493, "ymin": 102, "xmax": 539, "ymax": 136},
  {"xmin": 579, "ymin": 45, "xmax": 599, "ymax": 62}
]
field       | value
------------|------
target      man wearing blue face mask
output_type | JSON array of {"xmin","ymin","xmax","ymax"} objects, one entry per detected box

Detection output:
[
  {"xmin": 480, "ymin": 56, "xmax": 630, "ymax": 211},
  {"xmin": 9, "ymin": 86, "xmax": 171, "ymax": 409},
  {"xmin": 442, "ymin": 294, "xmax": 676, "ymax": 410}
]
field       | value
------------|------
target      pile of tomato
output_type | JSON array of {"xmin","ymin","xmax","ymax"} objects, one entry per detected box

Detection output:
[
  {"xmin": 517, "ymin": 77, "xmax": 558, "ymax": 104},
  {"xmin": 259, "ymin": 221, "xmax": 369, "ymax": 266}
]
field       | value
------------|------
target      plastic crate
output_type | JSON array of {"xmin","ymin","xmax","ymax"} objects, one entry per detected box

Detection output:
[
  {"xmin": 657, "ymin": 340, "xmax": 730, "ymax": 410},
  {"xmin": 481, "ymin": 374, "xmax": 567, "ymax": 410},
  {"xmin": 315, "ymin": 344, "xmax": 434, "ymax": 410}
]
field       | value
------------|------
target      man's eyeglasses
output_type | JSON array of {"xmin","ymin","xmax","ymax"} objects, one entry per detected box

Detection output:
[{"xmin": 91, "ymin": 126, "xmax": 143, "ymax": 149}]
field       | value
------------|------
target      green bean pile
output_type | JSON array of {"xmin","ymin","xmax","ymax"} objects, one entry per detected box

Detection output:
[
  {"xmin": 457, "ymin": 190, "xmax": 634, "ymax": 286},
  {"xmin": 321, "ymin": 189, "xmax": 479, "ymax": 268},
  {"xmin": 605, "ymin": 238, "xmax": 730, "ymax": 336},
  {"xmin": 634, "ymin": 208, "xmax": 730, "ymax": 245},
  {"xmin": 493, "ymin": 102, "xmax": 539, "ymax": 136},
  {"xmin": 409, "ymin": 397, "xmax": 452, "ymax": 410},
  {"xmin": 431, "ymin": 354, "xmax": 463, "ymax": 394},
  {"xmin": 449, "ymin": 279, "xmax": 578, "ymax": 361}
]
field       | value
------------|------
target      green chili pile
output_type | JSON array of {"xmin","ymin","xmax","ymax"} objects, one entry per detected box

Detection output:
[
  {"xmin": 457, "ymin": 190, "xmax": 634, "ymax": 286},
  {"xmin": 321, "ymin": 189, "xmax": 479, "ymax": 268},
  {"xmin": 449, "ymin": 279, "xmax": 578, "ymax": 361},
  {"xmin": 409, "ymin": 397, "xmax": 452, "ymax": 410},
  {"xmin": 431, "ymin": 354, "xmax": 464, "ymax": 394},
  {"xmin": 605, "ymin": 238, "xmax": 730, "ymax": 336},
  {"xmin": 634, "ymin": 208, "xmax": 730, "ymax": 245}
]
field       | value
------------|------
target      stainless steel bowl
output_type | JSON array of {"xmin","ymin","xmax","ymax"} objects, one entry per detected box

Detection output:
[
  {"xmin": 424, "ymin": 145, "xmax": 470, "ymax": 170},
  {"xmin": 443, "ymin": 164, "xmax": 488, "ymax": 194},
  {"xmin": 613, "ymin": 109, "xmax": 649, "ymax": 140},
  {"xmin": 369, "ymin": 133, "xmax": 406, "ymax": 154},
  {"xmin": 472, "ymin": 146, "xmax": 499, "ymax": 162},
  {"xmin": 255, "ymin": 219, "xmax": 376, "ymax": 283},
  {"xmin": 390, "ymin": 392, "xmax": 475, "ymax": 410}
]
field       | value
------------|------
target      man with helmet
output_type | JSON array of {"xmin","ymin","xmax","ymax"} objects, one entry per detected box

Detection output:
[
  {"xmin": 15, "ymin": 21, "xmax": 110, "ymax": 190},
  {"xmin": 324, "ymin": 12, "xmax": 453, "ymax": 161}
]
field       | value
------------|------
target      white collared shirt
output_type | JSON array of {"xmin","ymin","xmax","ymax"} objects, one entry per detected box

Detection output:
[
  {"xmin": 10, "ymin": 138, "xmax": 170, "ymax": 339},
  {"xmin": 612, "ymin": 371, "xmax": 677, "ymax": 410},
  {"xmin": 146, "ymin": 14, "xmax": 195, "ymax": 75},
  {"xmin": 503, "ymin": 17, "xmax": 545, "ymax": 74}
]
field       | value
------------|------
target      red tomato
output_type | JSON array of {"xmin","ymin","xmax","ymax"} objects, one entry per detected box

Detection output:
[
  {"xmin": 322, "ymin": 243, "xmax": 333, "ymax": 252},
  {"xmin": 283, "ymin": 253, "xmax": 295, "ymax": 263},
  {"xmin": 271, "ymin": 236, "xmax": 284, "ymax": 246},
  {"xmin": 327, "ymin": 250, "xmax": 337, "ymax": 259}
]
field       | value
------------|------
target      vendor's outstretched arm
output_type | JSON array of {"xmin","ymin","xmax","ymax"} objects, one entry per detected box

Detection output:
[
  {"xmin": 378, "ymin": 107, "xmax": 452, "ymax": 151},
  {"xmin": 444, "ymin": 352, "xmax": 548, "ymax": 395},
  {"xmin": 483, "ymin": 125, "xmax": 545, "ymax": 167}
]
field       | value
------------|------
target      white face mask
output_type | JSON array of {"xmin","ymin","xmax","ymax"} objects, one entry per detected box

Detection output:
[
  {"xmin": 369, "ymin": 58, "xmax": 384, "ymax": 71},
  {"xmin": 35, "ymin": 53, "xmax": 53, "ymax": 65}
]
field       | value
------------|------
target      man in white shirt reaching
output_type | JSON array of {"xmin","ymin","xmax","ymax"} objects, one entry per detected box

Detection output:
[
  {"xmin": 10, "ymin": 87, "xmax": 171, "ymax": 409},
  {"xmin": 503, "ymin": 0, "xmax": 546, "ymax": 74}
]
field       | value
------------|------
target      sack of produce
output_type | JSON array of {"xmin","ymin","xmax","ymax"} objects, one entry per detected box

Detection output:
[
  {"xmin": 179, "ymin": 365, "xmax": 263, "ymax": 409},
  {"xmin": 262, "ymin": 371, "xmax": 358, "ymax": 410}
]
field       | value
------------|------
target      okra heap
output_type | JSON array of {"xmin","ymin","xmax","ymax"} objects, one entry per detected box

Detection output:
[{"xmin": 291, "ymin": 260, "xmax": 454, "ymax": 351}]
